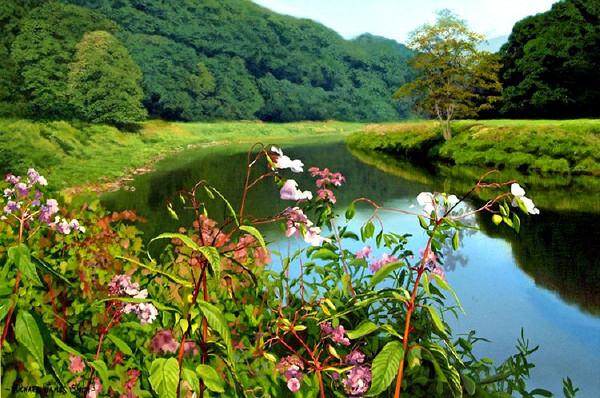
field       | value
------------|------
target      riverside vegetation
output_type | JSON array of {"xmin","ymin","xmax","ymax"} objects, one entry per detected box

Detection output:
[{"xmin": 0, "ymin": 146, "xmax": 580, "ymax": 397}]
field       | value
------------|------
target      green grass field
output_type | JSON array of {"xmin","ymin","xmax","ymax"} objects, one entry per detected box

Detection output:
[
  {"xmin": 0, "ymin": 119, "xmax": 364, "ymax": 190},
  {"xmin": 347, "ymin": 119, "xmax": 600, "ymax": 176}
]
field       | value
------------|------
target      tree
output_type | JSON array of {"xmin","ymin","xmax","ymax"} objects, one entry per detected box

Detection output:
[
  {"xmin": 500, "ymin": 0, "xmax": 600, "ymax": 118},
  {"xmin": 68, "ymin": 31, "xmax": 146, "ymax": 126},
  {"xmin": 394, "ymin": 10, "xmax": 502, "ymax": 140},
  {"xmin": 10, "ymin": 2, "xmax": 116, "ymax": 118}
]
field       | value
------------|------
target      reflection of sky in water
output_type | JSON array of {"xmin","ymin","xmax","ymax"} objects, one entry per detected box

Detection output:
[
  {"xmin": 104, "ymin": 142, "xmax": 600, "ymax": 397},
  {"xmin": 265, "ymin": 197, "xmax": 600, "ymax": 398}
]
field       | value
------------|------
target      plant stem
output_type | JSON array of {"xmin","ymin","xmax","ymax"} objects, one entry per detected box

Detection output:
[{"xmin": 393, "ymin": 235, "xmax": 434, "ymax": 398}]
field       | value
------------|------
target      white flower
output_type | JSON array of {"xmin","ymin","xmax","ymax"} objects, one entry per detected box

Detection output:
[
  {"xmin": 280, "ymin": 179, "xmax": 313, "ymax": 201},
  {"xmin": 272, "ymin": 146, "xmax": 304, "ymax": 173},
  {"xmin": 447, "ymin": 194, "xmax": 459, "ymax": 208},
  {"xmin": 303, "ymin": 226, "xmax": 330, "ymax": 246},
  {"xmin": 511, "ymin": 183, "xmax": 526, "ymax": 197},
  {"xmin": 510, "ymin": 183, "xmax": 540, "ymax": 214},
  {"xmin": 521, "ymin": 196, "xmax": 540, "ymax": 215},
  {"xmin": 416, "ymin": 192, "xmax": 436, "ymax": 215}
]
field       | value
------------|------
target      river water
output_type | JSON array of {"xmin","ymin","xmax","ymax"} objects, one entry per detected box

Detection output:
[{"xmin": 103, "ymin": 140, "xmax": 600, "ymax": 397}]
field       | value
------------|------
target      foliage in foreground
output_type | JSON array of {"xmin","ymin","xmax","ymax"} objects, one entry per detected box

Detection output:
[{"xmin": 0, "ymin": 147, "xmax": 577, "ymax": 397}]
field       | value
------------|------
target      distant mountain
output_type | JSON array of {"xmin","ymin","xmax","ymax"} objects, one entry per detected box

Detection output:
[
  {"xmin": 479, "ymin": 35, "xmax": 509, "ymax": 52},
  {"xmin": 0, "ymin": 0, "xmax": 415, "ymax": 122}
]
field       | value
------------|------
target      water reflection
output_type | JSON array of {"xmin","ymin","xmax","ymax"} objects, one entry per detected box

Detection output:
[{"xmin": 102, "ymin": 140, "xmax": 600, "ymax": 397}]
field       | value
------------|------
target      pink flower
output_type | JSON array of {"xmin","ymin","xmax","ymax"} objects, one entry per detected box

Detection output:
[
  {"xmin": 420, "ymin": 249, "xmax": 437, "ymax": 268},
  {"xmin": 150, "ymin": 330, "xmax": 179, "ymax": 354},
  {"xmin": 320, "ymin": 321, "xmax": 333, "ymax": 334},
  {"xmin": 317, "ymin": 188, "xmax": 336, "ymax": 204},
  {"xmin": 346, "ymin": 350, "xmax": 366, "ymax": 365},
  {"xmin": 69, "ymin": 355, "xmax": 85, "ymax": 373},
  {"xmin": 280, "ymin": 180, "xmax": 312, "ymax": 201},
  {"xmin": 86, "ymin": 378, "xmax": 102, "ymax": 398},
  {"xmin": 431, "ymin": 266, "xmax": 445, "ymax": 280},
  {"xmin": 343, "ymin": 365, "xmax": 372, "ymax": 396},
  {"xmin": 355, "ymin": 246, "xmax": 372, "ymax": 259},
  {"xmin": 287, "ymin": 377, "xmax": 301, "ymax": 393},
  {"xmin": 331, "ymin": 325, "xmax": 351, "ymax": 346},
  {"xmin": 5, "ymin": 174, "xmax": 20, "ymax": 184},
  {"xmin": 369, "ymin": 253, "xmax": 398, "ymax": 273}
]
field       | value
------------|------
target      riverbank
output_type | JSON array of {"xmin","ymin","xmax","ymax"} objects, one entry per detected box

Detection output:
[
  {"xmin": 347, "ymin": 119, "xmax": 600, "ymax": 176},
  {"xmin": 0, "ymin": 118, "xmax": 363, "ymax": 192}
]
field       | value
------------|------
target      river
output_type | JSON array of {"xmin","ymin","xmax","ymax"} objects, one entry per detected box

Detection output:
[{"xmin": 103, "ymin": 139, "xmax": 600, "ymax": 397}]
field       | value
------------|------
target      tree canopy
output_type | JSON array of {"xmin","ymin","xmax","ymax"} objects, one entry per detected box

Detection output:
[
  {"xmin": 500, "ymin": 0, "xmax": 600, "ymax": 118},
  {"xmin": 1, "ymin": 0, "xmax": 415, "ymax": 123},
  {"xmin": 394, "ymin": 10, "xmax": 501, "ymax": 140},
  {"xmin": 68, "ymin": 31, "xmax": 146, "ymax": 126}
]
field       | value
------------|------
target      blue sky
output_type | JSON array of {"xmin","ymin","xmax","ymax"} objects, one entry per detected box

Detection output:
[{"xmin": 252, "ymin": 0, "xmax": 557, "ymax": 43}]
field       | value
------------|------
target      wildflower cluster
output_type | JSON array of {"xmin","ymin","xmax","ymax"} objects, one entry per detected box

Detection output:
[
  {"xmin": 276, "ymin": 356, "xmax": 305, "ymax": 393},
  {"xmin": 416, "ymin": 191, "xmax": 459, "ymax": 218},
  {"xmin": 511, "ymin": 183, "xmax": 540, "ymax": 215},
  {"xmin": 320, "ymin": 321, "xmax": 351, "ymax": 346},
  {"xmin": 2, "ymin": 169, "xmax": 84, "ymax": 235},
  {"xmin": 309, "ymin": 166, "xmax": 346, "ymax": 204},
  {"xmin": 108, "ymin": 274, "xmax": 158, "ymax": 324},
  {"xmin": 282, "ymin": 207, "xmax": 329, "ymax": 246}
]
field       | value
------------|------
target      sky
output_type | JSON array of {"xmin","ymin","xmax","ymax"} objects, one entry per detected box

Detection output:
[{"xmin": 252, "ymin": 0, "xmax": 558, "ymax": 43}]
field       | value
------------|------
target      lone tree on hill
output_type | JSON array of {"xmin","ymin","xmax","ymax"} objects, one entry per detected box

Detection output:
[
  {"xmin": 395, "ymin": 10, "xmax": 502, "ymax": 140},
  {"xmin": 68, "ymin": 30, "xmax": 146, "ymax": 127}
]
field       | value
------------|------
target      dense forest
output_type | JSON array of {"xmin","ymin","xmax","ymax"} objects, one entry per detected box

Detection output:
[
  {"xmin": 1, "ymin": 0, "xmax": 599, "ymax": 125},
  {"xmin": 0, "ymin": 0, "xmax": 414, "ymax": 123},
  {"xmin": 500, "ymin": 0, "xmax": 600, "ymax": 118}
]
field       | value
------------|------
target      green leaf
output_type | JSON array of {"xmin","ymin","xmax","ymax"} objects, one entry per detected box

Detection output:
[
  {"xmin": 182, "ymin": 368, "xmax": 200, "ymax": 394},
  {"xmin": 197, "ymin": 301, "xmax": 234, "ymax": 362},
  {"xmin": 512, "ymin": 213, "xmax": 521, "ymax": 233},
  {"xmin": 368, "ymin": 340, "xmax": 404, "ymax": 396},
  {"xmin": 452, "ymin": 232, "xmax": 460, "ymax": 250},
  {"xmin": 369, "ymin": 261, "xmax": 404, "ymax": 287},
  {"xmin": 208, "ymin": 186, "xmax": 239, "ymax": 226},
  {"xmin": 239, "ymin": 225, "xmax": 266, "ymax": 249},
  {"xmin": 418, "ymin": 215, "xmax": 429, "ymax": 230},
  {"xmin": 362, "ymin": 221, "xmax": 375, "ymax": 240},
  {"xmin": 345, "ymin": 203, "xmax": 356, "ymax": 220},
  {"xmin": 50, "ymin": 334, "xmax": 82, "ymax": 357},
  {"xmin": 90, "ymin": 360, "xmax": 109, "ymax": 386},
  {"xmin": 31, "ymin": 256, "xmax": 73, "ymax": 286},
  {"xmin": 118, "ymin": 256, "xmax": 192, "ymax": 288},
  {"xmin": 107, "ymin": 333, "xmax": 133, "ymax": 356},
  {"xmin": 150, "ymin": 234, "xmax": 221, "ymax": 280},
  {"xmin": 514, "ymin": 197, "xmax": 529, "ymax": 215},
  {"xmin": 347, "ymin": 321, "xmax": 379, "ymax": 339},
  {"xmin": 15, "ymin": 310, "xmax": 44, "ymax": 367},
  {"xmin": 432, "ymin": 275, "xmax": 464, "ymax": 313},
  {"xmin": 196, "ymin": 364, "xmax": 225, "ymax": 393},
  {"xmin": 166, "ymin": 204, "xmax": 179, "ymax": 220},
  {"xmin": 149, "ymin": 358, "xmax": 179, "ymax": 398},
  {"xmin": 424, "ymin": 305, "xmax": 446, "ymax": 336},
  {"xmin": 0, "ymin": 299, "xmax": 10, "ymax": 323},
  {"xmin": 8, "ymin": 244, "xmax": 41, "ymax": 285},
  {"xmin": 311, "ymin": 248, "xmax": 338, "ymax": 261},
  {"xmin": 462, "ymin": 373, "xmax": 476, "ymax": 396}
]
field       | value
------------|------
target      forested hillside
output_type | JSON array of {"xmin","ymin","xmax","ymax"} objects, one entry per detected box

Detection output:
[
  {"xmin": 0, "ymin": 0, "xmax": 414, "ymax": 123},
  {"xmin": 500, "ymin": 0, "xmax": 600, "ymax": 117}
]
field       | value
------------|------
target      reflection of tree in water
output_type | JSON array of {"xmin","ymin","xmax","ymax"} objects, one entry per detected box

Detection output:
[
  {"xmin": 439, "ymin": 208, "xmax": 477, "ymax": 272},
  {"xmin": 477, "ymin": 209, "xmax": 600, "ymax": 317}
]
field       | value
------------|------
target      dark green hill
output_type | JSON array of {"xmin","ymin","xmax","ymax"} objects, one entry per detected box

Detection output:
[
  {"xmin": 1, "ymin": 0, "xmax": 414, "ymax": 122},
  {"xmin": 500, "ymin": 0, "xmax": 600, "ymax": 118}
]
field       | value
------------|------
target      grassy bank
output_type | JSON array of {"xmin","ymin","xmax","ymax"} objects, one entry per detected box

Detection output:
[
  {"xmin": 0, "ymin": 118, "xmax": 364, "ymax": 190},
  {"xmin": 347, "ymin": 119, "xmax": 600, "ymax": 175}
]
